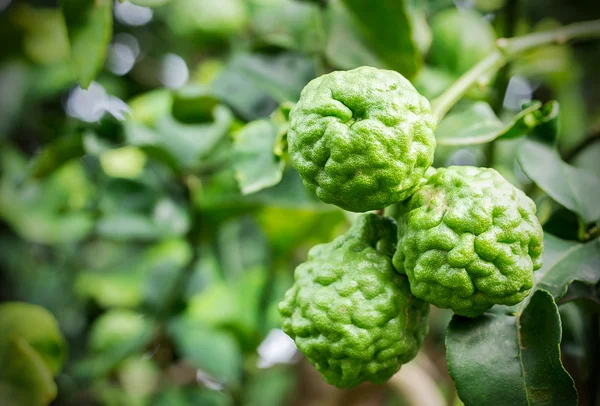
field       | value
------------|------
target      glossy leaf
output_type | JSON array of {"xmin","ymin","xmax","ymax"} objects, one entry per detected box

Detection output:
[
  {"xmin": 518, "ymin": 139, "xmax": 600, "ymax": 223},
  {"xmin": 446, "ymin": 233, "xmax": 600, "ymax": 405},
  {"xmin": 447, "ymin": 289, "xmax": 577, "ymax": 406},
  {"xmin": 435, "ymin": 101, "xmax": 558, "ymax": 146},
  {"xmin": 61, "ymin": 0, "xmax": 113, "ymax": 89},
  {"xmin": 340, "ymin": 0, "xmax": 420, "ymax": 78},
  {"xmin": 233, "ymin": 119, "xmax": 284, "ymax": 195}
]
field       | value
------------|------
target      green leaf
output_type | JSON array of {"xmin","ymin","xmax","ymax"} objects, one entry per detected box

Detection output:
[
  {"xmin": 0, "ymin": 338, "xmax": 57, "ymax": 406},
  {"xmin": 531, "ymin": 234, "xmax": 600, "ymax": 303},
  {"xmin": 61, "ymin": 0, "xmax": 113, "ymax": 88},
  {"xmin": 88, "ymin": 309, "xmax": 156, "ymax": 354},
  {"xmin": 212, "ymin": 53, "xmax": 316, "ymax": 120},
  {"xmin": 446, "ymin": 289, "xmax": 577, "ymax": 406},
  {"xmin": 572, "ymin": 139, "xmax": 600, "ymax": 180},
  {"xmin": 339, "ymin": 0, "xmax": 421, "ymax": 78},
  {"xmin": 242, "ymin": 367, "xmax": 296, "ymax": 406},
  {"xmin": 435, "ymin": 101, "xmax": 559, "ymax": 146},
  {"xmin": 76, "ymin": 271, "xmax": 144, "ymax": 308},
  {"xmin": 325, "ymin": 0, "xmax": 383, "ymax": 70},
  {"xmin": 445, "ymin": 233, "xmax": 600, "ymax": 405},
  {"xmin": 233, "ymin": 119, "xmax": 284, "ymax": 195},
  {"xmin": 217, "ymin": 216, "xmax": 270, "ymax": 280},
  {"xmin": 0, "ymin": 62, "xmax": 30, "ymax": 138},
  {"xmin": 172, "ymin": 84, "xmax": 220, "ymax": 124},
  {"xmin": 249, "ymin": 0, "xmax": 325, "ymax": 52},
  {"xmin": 133, "ymin": 105, "xmax": 233, "ymax": 169},
  {"xmin": 96, "ymin": 198, "xmax": 190, "ymax": 241},
  {"xmin": 0, "ymin": 302, "xmax": 67, "ymax": 376},
  {"xmin": 0, "ymin": 153, "xmax": 95, "ymax": 244},
  {"xmin": 518, "ymin": 139, "xmax": 600, "ymax": 223},
  {"xmin": 561, "ymin": 281, "xmax": 600, "ymax": 306},
  {"xmin": 428, "ymin": 8, "xmax": 496, "ymax": 77},
  {"xmin": 150, "ymin": 387, "xmax": 232, "ymax": 406},
  {"xmin": 30, "ymin": 134, "xmax": 84, "ymax": 178},
  {"xmin": 168, "ymin": 319, "xmax": 242, "ymax": 385}
]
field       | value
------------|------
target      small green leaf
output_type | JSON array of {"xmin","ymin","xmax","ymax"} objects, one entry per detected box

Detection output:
[
  {"xmin": 339, "ymin": 0, "xmax": 421, "ymax": 78},
  {"xmin": 233, "ymin": 120, "xmax": 284, "ymax": 195},
  {"xmin": 446, "ymin": 289, "xmax": 577, "ymax": 406},
  {"xmin": 61, "ymin": 0, "xmax": 113, "ymax": 88},
  {"xmin": 435, "ymin": 101, "xmax": 558, "ymax": 146},
  {"xmin": 518, "ymin": 139, "xmax": 600, "ymax": 223}
]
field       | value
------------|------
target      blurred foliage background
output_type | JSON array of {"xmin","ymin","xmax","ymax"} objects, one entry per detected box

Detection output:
[{"xmin": 0, "ymin": 0, "xmax": 599, "ymax": 405}]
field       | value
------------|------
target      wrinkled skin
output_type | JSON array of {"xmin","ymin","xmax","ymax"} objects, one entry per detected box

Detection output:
[
  {"xmin": 288, "ymin": 66, "xmax": 436, "ymax": 212},
  {"xmin": 393, "ymin": 166, "xmax": 544, "ymax": 318},
  {"xmin": 279, "ymin": 213, "xmax": 430, "ymax": 388}
]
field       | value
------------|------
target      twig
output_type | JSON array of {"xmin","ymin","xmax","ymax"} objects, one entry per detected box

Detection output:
[{"xmin": 431, "ymin": 19, "xmax": 600, "ymax": 123}]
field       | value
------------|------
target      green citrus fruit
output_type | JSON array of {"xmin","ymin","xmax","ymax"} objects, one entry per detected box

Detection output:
[
  {"xmin": 279, "ymin": 213, "xmax": 430, "ymax": 388},
  {"xmin": 393, "ymin": 166, "xmax": 544, "ymax": 318},
  {"xmin": 288, "ymin": 66, "xmax": 436, "ymax": 212}
]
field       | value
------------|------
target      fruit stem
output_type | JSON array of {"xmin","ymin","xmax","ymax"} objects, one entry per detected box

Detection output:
[{"xmin": 431, "ymin": 19, "xmax": 600, "ymax": 123}]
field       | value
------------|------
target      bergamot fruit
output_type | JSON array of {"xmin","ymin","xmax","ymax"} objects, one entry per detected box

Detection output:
[
  {"xmin": 279, "ymin": 213, "xmax": 430, "ymax": 388},
  {"xmin": 288, "ymin": 66, "xmax": 436, "ymax": 212},
  {"xmin": 393, "ymin": 166, "xmax": 544, "ymax": 318}
]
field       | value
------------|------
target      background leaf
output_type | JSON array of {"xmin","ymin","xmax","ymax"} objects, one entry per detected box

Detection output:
[
  {"xmin": 435, "ymin": 101, "xmax": 558, "ymax": 146},
  {"xmin": 61, "ymin": 0, "xmax": 113, "ymax": 88},
  {"xmin": 518, "ymin": 139, "xmax": 600, "ymax": 223},
  {"xmin": 339, "ymin": 0, "xmax": 421, "ymax": 78},
  {"xmin": 233, "ymin": 119, "xmax": 284, "ymax": 195}
]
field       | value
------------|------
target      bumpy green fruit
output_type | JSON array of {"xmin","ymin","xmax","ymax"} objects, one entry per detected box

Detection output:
[
  {"xmin": 279, "ymin": 213, "xmax": 430, "ymax": 388},
  {"xmin": 393, "ymin": 166, "xmax": 544, "ymax": 318},
  {"xmin": 288, "ymin": 66, "xmax": 436, "ymax": 212}
]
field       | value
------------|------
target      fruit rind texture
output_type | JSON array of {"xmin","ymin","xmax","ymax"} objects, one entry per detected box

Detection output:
[
  {"xmin": 288, "ymin": 66, "xmax": 436, "ymax": 212},
  {"xmin": 393, "ymin": 166, "xmax": 544, "ymax": 318},
  {"xmin": 279, "ymin": 213, "xmax": 430, "ymax": 388}
]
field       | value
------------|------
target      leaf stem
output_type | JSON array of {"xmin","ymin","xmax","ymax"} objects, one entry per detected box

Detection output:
[{"xmin": 431, "ymin": 19, "xmax": 600, "ymax": 123}]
